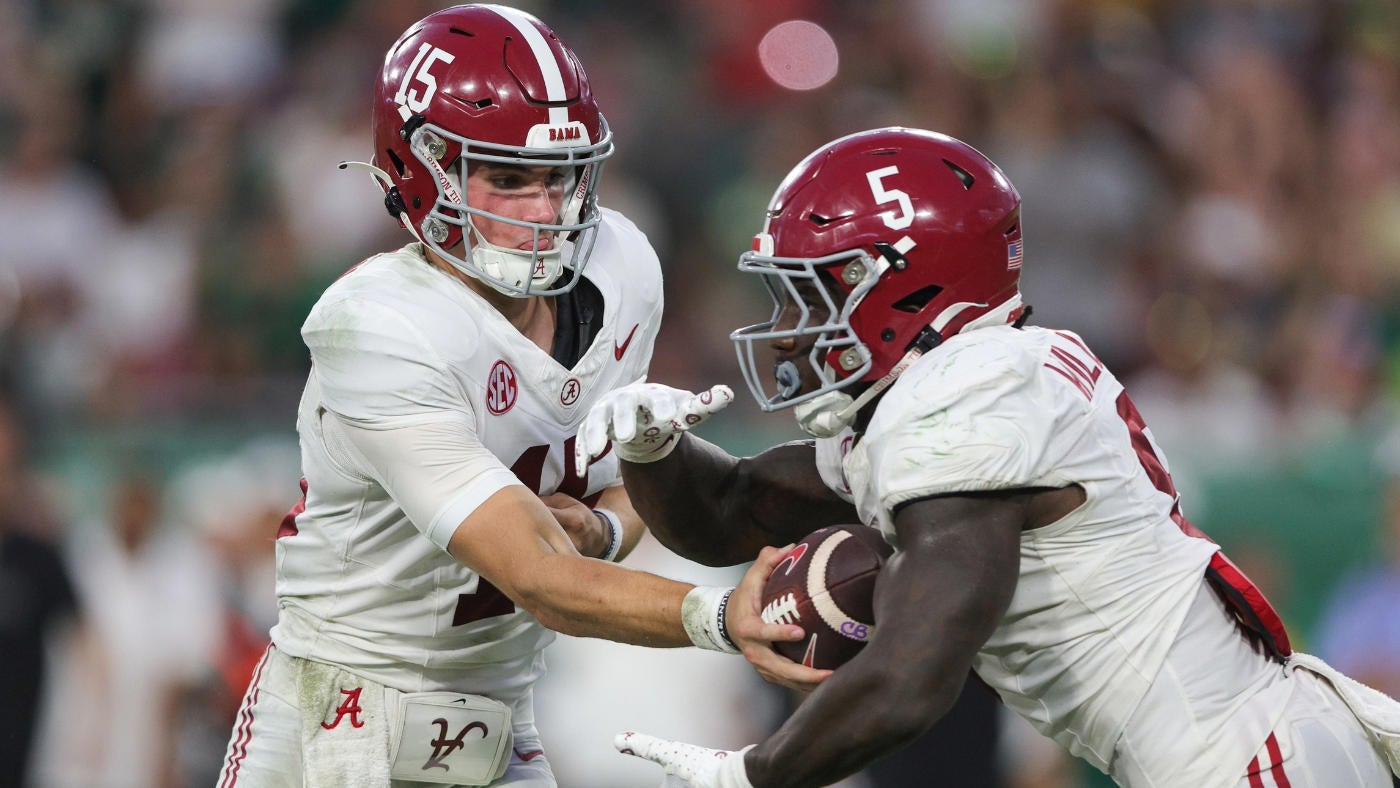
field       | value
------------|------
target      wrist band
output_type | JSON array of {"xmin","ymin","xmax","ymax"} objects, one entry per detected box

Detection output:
[
  {"xmin": 681, "ymin": 585, "xmax": 740, "ymax": 654},
  {"xmin": 592, "ymin": 507, "xmax": 625, "ymax": 562}
]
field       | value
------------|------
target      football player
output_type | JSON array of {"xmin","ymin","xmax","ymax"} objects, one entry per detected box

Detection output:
[
  {"xmin": 577, "ymin": 127, "xmax": 1400, "ymax": 787},
  {"xmin": 217, "ymin": 6, "xmax": 803, "ymax": 787}
]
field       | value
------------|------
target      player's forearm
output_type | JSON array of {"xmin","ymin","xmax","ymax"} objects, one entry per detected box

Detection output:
[
  {"xmin": 593, "ymin": 484, "xmax": 646, "ymax": 561},
  {"xmin": 747, "ymin": 656, "xmax": 952, "ymax": 788},
  {"xmin": 515, "ymin": 553, "xmax": 695, "ymax": 646},
  {"xmin": 621, "ymin": 433, "xmax": 772, "ymax": 566}
]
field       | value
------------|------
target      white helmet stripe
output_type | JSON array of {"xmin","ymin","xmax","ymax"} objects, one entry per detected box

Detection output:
[{"xmin": 485, "ymin": 5, "xmax": 570, "ymax": 126}]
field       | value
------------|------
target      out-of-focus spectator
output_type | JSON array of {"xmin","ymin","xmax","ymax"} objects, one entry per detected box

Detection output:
[
  {"xmin": 0, "ymin": 398, "xmax": 80, "ymax": 786},
  {"xmin": 0, "ymin": 70, "xmax": 123, "ymax": 429},
  {"xmin": 166, "ymin": 437, "xmax": 298, "ymax": 786},
  {"xmin": 32, "ymin": 472, "xmax": 222, "ymax": 788},
  {"xmin": 132, "ymin": 0, "xmax": 284, "ymax": 112}
]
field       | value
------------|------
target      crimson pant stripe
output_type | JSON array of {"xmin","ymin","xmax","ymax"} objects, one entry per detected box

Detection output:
[
  {"xmin": 219, "ymin": 645, "xmax": 271, "ymax": 788},
  {"xmin": 1248, "ymin": 755, "xmax": 1266, "ymax": 788},
  {"xmin": 1266, "ymin": 733, "xmax": 1292, "ymax": 788}
]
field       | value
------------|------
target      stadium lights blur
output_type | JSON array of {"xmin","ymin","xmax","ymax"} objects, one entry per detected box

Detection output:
[{"xmin": 758, "ymin": 20, "xmax": 839, "ymax": 91}]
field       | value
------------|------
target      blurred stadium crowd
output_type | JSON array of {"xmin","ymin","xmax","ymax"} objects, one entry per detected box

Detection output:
[{"xmin": 2, "ymin": 0, "xmax": 1400, "ymax": 786}]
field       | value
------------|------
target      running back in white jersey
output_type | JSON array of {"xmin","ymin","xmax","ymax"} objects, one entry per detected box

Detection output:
[
  {"xmin": 830, "ymin": 325, "xmax": 1295, "ymax": 786},
  {"xmin": 272, "ymin": 208, "xmax": 662, "ymax": 697}
]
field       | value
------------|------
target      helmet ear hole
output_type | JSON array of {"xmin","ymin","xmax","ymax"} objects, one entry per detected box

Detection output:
[
  {"xmin": 891, "ymin": 285, "xmax": 943, "ymax": 313},
  {"xmin": 385, "ymin": 149, "xmax": 406, "ymax": 178}
]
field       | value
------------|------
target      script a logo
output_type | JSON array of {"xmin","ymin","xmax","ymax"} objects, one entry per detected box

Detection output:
[
  {"xmin": 320, "ymin": 688, "xmax": 365, "ymax": 730},
  {"xmin": 424, "ymin": 718, "xmax": 489, "ymax": 771}
]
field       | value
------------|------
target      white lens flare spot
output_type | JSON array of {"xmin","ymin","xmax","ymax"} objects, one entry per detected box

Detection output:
[{"xmin": 758, "ymin": 20, "xmax": 839, "ymax": 91}]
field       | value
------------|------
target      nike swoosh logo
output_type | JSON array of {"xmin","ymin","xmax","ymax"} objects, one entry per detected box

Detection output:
[{"xmin": 614, "ymin": 324, "xmax": 640, "ymax": 361}]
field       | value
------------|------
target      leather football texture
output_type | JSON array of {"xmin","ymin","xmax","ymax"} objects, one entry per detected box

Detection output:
[{"xmin": 759, "ymin": 524, "xmax": 894, "ymax": 670}]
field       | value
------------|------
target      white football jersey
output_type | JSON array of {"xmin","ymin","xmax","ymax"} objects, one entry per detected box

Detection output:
[
  {"xmin": 272, "ymin": 208, "xmax": 661, "ymax": 697},
  {"xmin": 829, "ymin": 325, "xmax": 1291, "ymax": 786}
]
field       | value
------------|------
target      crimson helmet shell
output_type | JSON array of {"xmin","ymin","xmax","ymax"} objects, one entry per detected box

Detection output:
[
  {"xmin": 733, "ymin": 127, "xmax": 1024, "ymax": 410},
  {"xmin": 369, "ymin": 4, "xmax": 612, "ymax": 295}
]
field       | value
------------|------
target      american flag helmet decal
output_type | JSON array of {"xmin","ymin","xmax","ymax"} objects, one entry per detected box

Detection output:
[{"xmin": 1007, "ymin": 238, "xmax": 1023, "ymax": 270}]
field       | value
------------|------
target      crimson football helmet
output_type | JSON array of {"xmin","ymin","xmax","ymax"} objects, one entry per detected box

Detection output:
[
  {"xmin": 362, "ymin": 4, "xmax": 612, "ymax": 296},
  {"xmin": 731, "ymin": 127, "xmax": 1025, "ymax": 436}
]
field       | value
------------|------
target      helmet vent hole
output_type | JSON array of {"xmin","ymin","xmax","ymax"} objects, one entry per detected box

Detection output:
[
  {"xmin": 892, "ymin": 285, "xmax": 943, "ymax": 313},
  {"xmin": 942, "ymin": 159, "xmax": 975, "ymax": 190},
  {"xmin": 808, "ymin": 212, "xmax": 834, "ymax": 226},
  {"xmin": 449, "ymin": 27, "xmax": 475, "ymax": 37},
  {"xmin": 385, "ymin": 149, "xmax": 406, "ymax": 177}
]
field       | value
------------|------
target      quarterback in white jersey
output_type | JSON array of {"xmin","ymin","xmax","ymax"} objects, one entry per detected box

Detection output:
[
  {"xmin": 219, "ymin": 7, "xmax": 803, "ymax": 787},
  {"xmin": 577, "ymin": 128, "xmax": 1400, "ymax": 788}
]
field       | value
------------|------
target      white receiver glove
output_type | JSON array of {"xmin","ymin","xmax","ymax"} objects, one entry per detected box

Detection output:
[
  {"xmin": 574, "ymin": 383, "xmax": 733, "ymax": 477},
  {"xmin": 615, "ymin": 731, "xmax": 755, "ymax": 788}
]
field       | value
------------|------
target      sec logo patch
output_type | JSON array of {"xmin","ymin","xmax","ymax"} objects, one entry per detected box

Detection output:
[{"xmin": 487, "ymin": 360, "xmax": 518, "ymax": 415}]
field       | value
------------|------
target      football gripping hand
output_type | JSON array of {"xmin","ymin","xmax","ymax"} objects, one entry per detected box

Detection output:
[
  {"xmin": 574, "ymin": 383, "xmax": 733, "ymax": 477},
  {"xmin": 614, "ymin": 731, "xmax": 755, "ymax": 788}
]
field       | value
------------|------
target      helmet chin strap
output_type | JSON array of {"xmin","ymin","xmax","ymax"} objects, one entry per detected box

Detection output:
[
  {"xmin": 461, "ymin": 222, "xmax": 563, "ymax": 296},
  {"xmin": 794, "ymin": 344, "xmax": 927, "ymax": 438},
  {"xmin": 793, "ymin": 293, "xmax": 1026, "ymax": 438}
]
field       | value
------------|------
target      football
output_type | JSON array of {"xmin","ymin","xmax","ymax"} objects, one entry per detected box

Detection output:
[{"xmin": 760, "ymin": 524, "xmax": 894, "ymax": 670}]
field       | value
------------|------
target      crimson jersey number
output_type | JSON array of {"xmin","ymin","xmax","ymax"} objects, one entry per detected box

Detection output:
[
  {"xmin": 1066, "ymin": 334, "xmax": 1291, "ymax": 658},
  {"xmin": 451, "ymin": 437, "xmax": 600, "ymax": 626}
]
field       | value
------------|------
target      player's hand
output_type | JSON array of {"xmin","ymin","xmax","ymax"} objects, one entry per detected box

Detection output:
[
  {"xmin": 575, "ymin": 382, "xmax": 733, "ymax": 476},
  {"xmin": 615, "ymin": 731, "xmax": 755, "ymax": 788},
  {"xmin": 539, "ymin": 492, "xmax": 609, "ymax": 558},
  {"xmin": 729, "ymin": 545, "xmax": 833, "ymax": 692}
]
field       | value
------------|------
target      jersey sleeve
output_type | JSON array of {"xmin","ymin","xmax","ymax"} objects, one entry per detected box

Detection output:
[
  {"xmin": 866, "ymin": 341, "xmax": 1076, "ymax": 512},
  {"xmin": 329, "ymin": 415, "xmax": 521, "ymax": 550},
  {"xmin": 303, "ymin": 296, "xmax": 469, "ymax": 425},
  {"xmin": 304, "ymin": 296, "xmax": 521, "ymax": 549}
]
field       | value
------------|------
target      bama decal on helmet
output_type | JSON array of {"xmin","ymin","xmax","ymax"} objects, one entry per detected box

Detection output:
[{"xmin": 525, "ymin": 121, "xmax": 591, "ymax": 148}]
